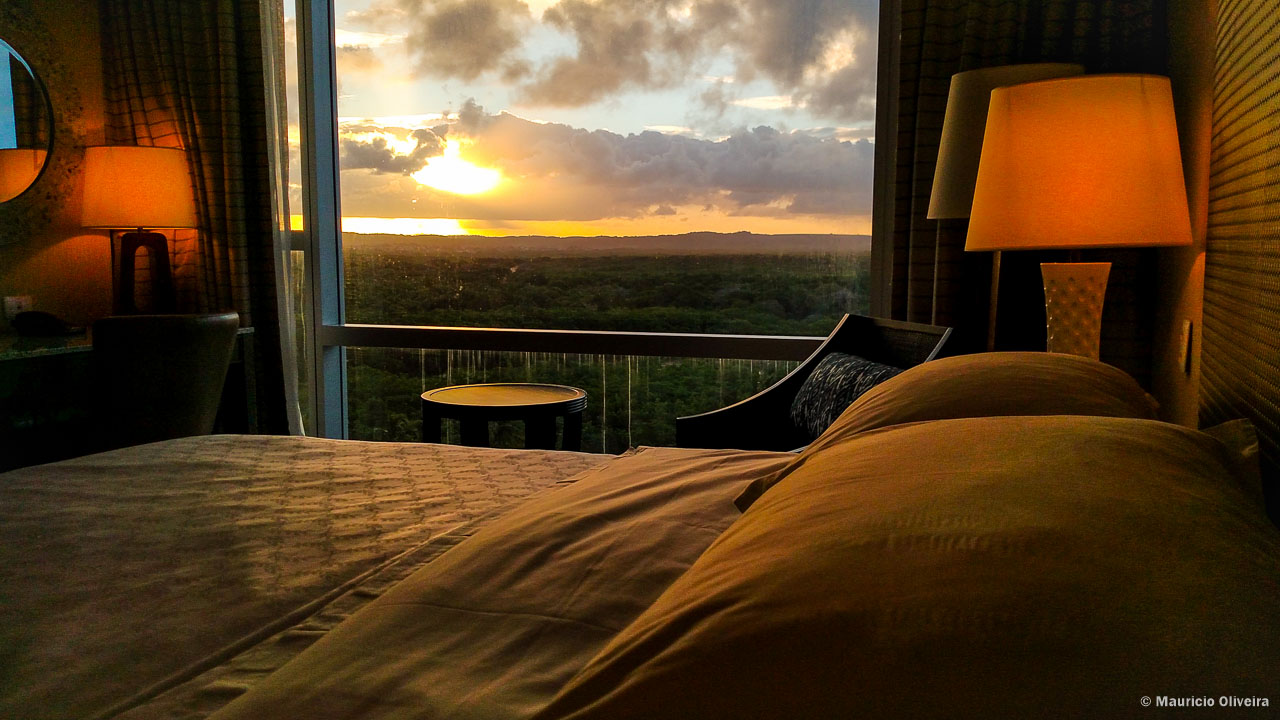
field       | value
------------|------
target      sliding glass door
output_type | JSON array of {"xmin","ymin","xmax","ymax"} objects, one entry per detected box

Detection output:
[{"xmin": 289, "ymin": 0, "xmax": 885, "ymax": 444}]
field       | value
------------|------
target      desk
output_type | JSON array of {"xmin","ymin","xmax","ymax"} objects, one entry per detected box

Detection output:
[
  {"xmin": 421, "ymin": 383, "xmax": 587, "ymax": 451},
  {"xmin": 0, "ymin": 328, "xmax": 257, "ymax": 470},
  {"xmin": 0, "ymin": 333, "xmax": 93, "ymax": 360},
  {"xmin": 0, "ymin": 334, "xmax": 94, "ymax": 470}
]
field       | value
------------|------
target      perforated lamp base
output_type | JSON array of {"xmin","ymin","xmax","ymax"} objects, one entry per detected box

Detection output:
[{"xmin": 1041, "ymin": 262, "xmax": 1110, "ymax": 360}]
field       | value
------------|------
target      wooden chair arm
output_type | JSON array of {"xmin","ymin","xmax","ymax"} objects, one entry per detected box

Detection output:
[
  {"xmin": 675, "ymin": 315, "xmax": 953, "ymax": 451},
  {"xmin": 676, "ymin": 383, "xmax": 809, "ymax": 451}
]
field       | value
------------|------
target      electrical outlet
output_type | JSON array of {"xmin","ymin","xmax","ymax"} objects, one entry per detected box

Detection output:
[{"xmin": 3, "ymin": 296, "xmax": 33, "ymax": 320}]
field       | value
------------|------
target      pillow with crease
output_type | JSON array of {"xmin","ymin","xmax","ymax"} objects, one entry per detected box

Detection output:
[
  {"xmin": 739, "ymin": 352, "xmax": 1160, "ymax": 511},
  {"xmin": 534, "ymin": 416, "xmax": 1280, "ymax": 720},
  {"xmin": 790, "ymin": 352, "xmax": 903, "ymax": 441}
]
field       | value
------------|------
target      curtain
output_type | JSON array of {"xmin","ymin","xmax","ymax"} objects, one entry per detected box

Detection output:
[
  {"xmin": 99, "ymin": 0, "xmax": 298, "ymax": 435},
  {"xmin": 889, "ymin": 0, "xmax": 1166, "ymax": 381},
  {"xmin": 8, "ymin": 54, "xmax": 44, "ymax": 148}
]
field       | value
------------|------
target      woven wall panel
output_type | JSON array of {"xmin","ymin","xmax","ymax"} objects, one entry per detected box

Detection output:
[{"xmin": 1203, "ymin": 0, "xmax": 1280, "ymax": 511}]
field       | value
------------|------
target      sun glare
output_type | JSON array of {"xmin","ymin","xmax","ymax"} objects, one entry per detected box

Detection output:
[
  {"xmin": 341, "ymin": 217, "xmax": 469, "ymax": 236},
  {"xmin": 411, "ymin": 140, "xmax": 502, "ymax": 195}
]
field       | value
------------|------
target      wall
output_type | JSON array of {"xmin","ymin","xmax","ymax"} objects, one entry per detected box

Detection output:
[
  {"xmin": 1200, "ymin": 0, "xmax": 1280, "ymax": 517},
  {"xmin": 0, "ymin": 0, "xmax": 109, "ymax": 331},
  {"xmin": 1150, "ymin": 0, "xmax": 1215, "ymax": 427}
]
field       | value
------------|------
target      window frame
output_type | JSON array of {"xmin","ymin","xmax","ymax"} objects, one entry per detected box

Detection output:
[{"xmin": 291, "ymin": 0, "xmax": 899, "ymax": 439}]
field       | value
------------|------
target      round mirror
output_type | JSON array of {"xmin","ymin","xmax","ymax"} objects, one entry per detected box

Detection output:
[{"xmin": 0, "ymin": 37, "xmax": 52, "ymax": 204}]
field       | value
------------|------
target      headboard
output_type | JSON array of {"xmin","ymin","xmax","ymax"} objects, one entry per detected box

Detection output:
[{"xmin": 1201, "ymin": 0, "xmax": 1280, "ymax": 518}]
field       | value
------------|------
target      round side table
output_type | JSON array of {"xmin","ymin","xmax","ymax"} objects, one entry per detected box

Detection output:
[{"xmin": 421, "ymin": 383, "xmax": 588, "ymax": 450}]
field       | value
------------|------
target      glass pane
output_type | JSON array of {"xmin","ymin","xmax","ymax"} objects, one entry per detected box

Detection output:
[
  {"xmin": 347, "ymin": 347, "xmax": 797, "ymax": 453},
  {"xmin": 290, "ymin": 249, "xmax": 313, "ymax": 435},
  {"xmin": 283, "ymin": 0, "xmax": 302, "ymax": 231},
  {"xmin": 333, "ymin": 1, "xmax": 878, "ymax": 334}
]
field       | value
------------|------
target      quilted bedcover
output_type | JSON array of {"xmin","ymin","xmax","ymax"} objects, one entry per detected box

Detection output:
[{"xmin": 0, "ymin": 435, "xmax": 610, "ymax": 719}]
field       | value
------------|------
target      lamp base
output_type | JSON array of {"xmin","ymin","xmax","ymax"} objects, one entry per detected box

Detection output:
[
  {"xmin": 1041, "ymin": 262, "xmax": 1110, "ymax": 360},
  {"xmin": 115, "ymin": 230, "xmax": 176, "ymax": 314}
]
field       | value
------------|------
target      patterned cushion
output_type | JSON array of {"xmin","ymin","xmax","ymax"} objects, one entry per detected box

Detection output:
[{"xmin": 790, "ymin": 352, "xmax": 903, "ymax": 440}]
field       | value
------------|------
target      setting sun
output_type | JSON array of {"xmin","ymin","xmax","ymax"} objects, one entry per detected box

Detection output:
[{"xmin": 411, "ymin": 140, "xmax": 502, "ymax": 195}]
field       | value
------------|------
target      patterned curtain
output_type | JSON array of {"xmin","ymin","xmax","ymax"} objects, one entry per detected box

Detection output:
[
  {"xmin": 99, "ymin": 0, "xmax": 297, "ymax": 434},
  {"xmin": 890, "ymin": 0, "xmax": 1166, "ymax": 380}
]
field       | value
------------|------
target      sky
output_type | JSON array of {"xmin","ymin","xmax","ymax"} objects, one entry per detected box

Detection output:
[
  {"xmin": 291, "ymin": 0, "xmax": 880, "ymax": 237},
  {"xmin": 1, "ymin": 41, "xmax": 22, "ymax": 148}
]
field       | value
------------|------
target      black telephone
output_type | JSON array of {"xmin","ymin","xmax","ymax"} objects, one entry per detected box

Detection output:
[{"xmin": 11, "ymin": 311, "xmax": 77, "ymax": 337}]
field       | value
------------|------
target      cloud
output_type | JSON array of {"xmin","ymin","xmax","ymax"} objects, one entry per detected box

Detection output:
[
  {"xmin": 800, "ymin": 53, "xmax": 878, "ymax": 121},
  {"xmin": 737, "ymin": 1, "xmax": 877, "ymax": 117},
  {"xmin": 340, "ymin": 127, "xmax": 447, "ymax": 174},
  {"xmin": 797, "ymin": 125, "xmax": 877, "ymax": 143},
  {"xmin": 337, "ymin": 45, "xmax": 384, "ymax": 73},
  {"xmin": 348, "ymin": 0, "xmax": 531, "ymax": 82},
  {"xmin": 518, "ymin": 0, "xmax": 715, "ymax": 106},
  {"xmin": 343, "ymin": 0, "xmax": 879, "ymax": 123},
  {"xmin": 339, "ymin": 103, "xmax": 874, "ymax": 223}
]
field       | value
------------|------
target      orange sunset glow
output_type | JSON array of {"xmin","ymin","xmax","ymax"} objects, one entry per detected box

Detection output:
[{"xmin": 410, "ymin": 140, "xmax": 502, "ymax": 196}]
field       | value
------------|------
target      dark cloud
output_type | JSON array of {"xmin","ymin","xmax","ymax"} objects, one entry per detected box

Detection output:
[
  {"xmin": 520, "ymin": 0, "xmax": 713, "ymax": 106},
  {"xmin": 340, "ymin": 128, "xmax": 446, "ymax": 174},
  {"xmin": 740, "ymin": 1, "xmax": 872, "ymax": 82},
  {"xmin": 784, "ymin": 31, "xmax": 879, "ymax": 119},
  {"xmin": 453, "ymin": 98, "xmax": 492, "ymax": 135},
  {"xmin": 350, "ymin": 0, "xmax": 531, "ymax": 82},
  {"xmin": 345, "ymin": 0, "xmax": 878, "ymax": 122}
]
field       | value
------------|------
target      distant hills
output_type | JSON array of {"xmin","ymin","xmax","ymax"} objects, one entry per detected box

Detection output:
[{"xmin": 343, "ymin": 230, "xmax": 871, "ymax": 257}]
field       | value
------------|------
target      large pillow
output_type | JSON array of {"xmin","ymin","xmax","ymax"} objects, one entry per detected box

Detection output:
[
  {"xmin": 738, "ymin": 351, "xmax": 1159, "ymax": 509},
  {"xmin": 535, "ymin": 416, "xmax": 1280, "ymax": 720}
]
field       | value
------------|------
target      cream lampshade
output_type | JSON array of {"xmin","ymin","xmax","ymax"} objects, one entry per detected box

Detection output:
[
  {"xmin": 82, "ymin": 146, "xmax": 197, "ymax": 313},
  {"xmin": 965, "ymin": 74, "xmax": 1193, "ymax": 359},
  {"xmin": 929, "ymin": 63, "xmax": 1084, "ymax": 220},
  {"xmin": 929, "ymin": 63, "xmax": 1084, "ymax": 351}
]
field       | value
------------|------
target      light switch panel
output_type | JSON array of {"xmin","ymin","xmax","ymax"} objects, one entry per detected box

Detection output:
[
  {"xmin": 1179, "ymin": 319, "xmax": 1193, "ymax": 375},
  {"xmin": 3, "ymin": 296, "xmax": 33, "ymax": 320}
]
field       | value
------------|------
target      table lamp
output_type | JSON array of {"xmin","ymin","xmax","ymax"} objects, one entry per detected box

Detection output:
[
  {"xmin": 0, "ymin": 148, "xmax": 48, "ymax": 202},
  {"xmin": 965, "ymin": 74, "xmax": 1192, "ymax": 359},
  {"xmin": 929, "ymin": 63, "xmax": 1085, "ymax": 350},
  {"xmin": 81, "ymin": 146, "xmax": 198, "ymax": 314}
]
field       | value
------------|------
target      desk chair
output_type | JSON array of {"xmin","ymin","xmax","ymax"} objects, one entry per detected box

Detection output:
[{"xmin": 92, "ymin": 313, "xmax": 239, "ymax": 449}]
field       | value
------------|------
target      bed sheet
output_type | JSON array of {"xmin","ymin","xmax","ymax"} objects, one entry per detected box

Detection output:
[{"xmin": 207, "ymin": 446, "xmax": 796, "ymax": 720}]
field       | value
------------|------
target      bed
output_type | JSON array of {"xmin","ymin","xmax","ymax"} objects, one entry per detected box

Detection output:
[
  {"xmin": 0, "ymin": 436, "xmax": 611, "ymax": 719},
  {"xmin": 2, "ymin": 352, "xmax": 1277, "ymax": 719}
]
